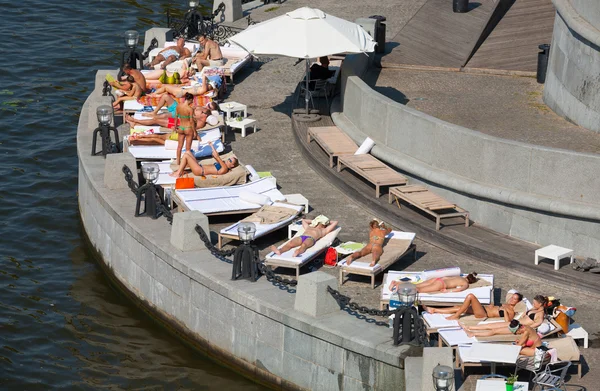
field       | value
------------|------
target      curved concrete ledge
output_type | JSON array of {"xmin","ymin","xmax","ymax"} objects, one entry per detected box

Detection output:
[
  {"xmin": 78, "ymin": 71, "xmax": 411, "ymax": 390},
  {"xmin": 544, "ymin": 1, "xmax": 600, "ymax": 133},
  {"xmin": 333, "ymin": 54, "xmax": 600, "ymax": 258},
  {"xmin": 553, "ymin": 0, "xmax": 600, "ymax": 47}
]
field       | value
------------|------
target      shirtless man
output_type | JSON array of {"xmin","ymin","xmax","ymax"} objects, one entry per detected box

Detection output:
[
  {"xmin": 270, "ymin": 216, "xmax": 338, "ymax": 257},
  {"xmin": 122, "ymin": 64, "xmax": 147, "ymax": 92},
  {"xmin": 112, "ymin": 76, "xmax": 143, "ymax": 109},
  {"xmin": 423, "ymin": 292, "xmax": 523, "ymax": 321},
  {"xmin": 194, "ymin": 34, "xmax": 224, "ymax": 71},
  {"xmin": 147, "ymin": 37, "xmax": 190, "ymax": 69}
]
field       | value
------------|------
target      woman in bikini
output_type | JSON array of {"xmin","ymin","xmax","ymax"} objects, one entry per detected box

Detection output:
[
  {"xmin": 173, "ymin": 93, "xmax": 196, "ymax": 166},
  {"xmin": 424, "ymin": 292, "xmax": 523, "ymax": 321},
  {"xmin": 460, "ymin": 295, "xmax": 548, "ymax": 336},
  {"xmin": 125, "ymin": 102, "xmax": 217, "ymax": 134},
  {"xmin": 152, "ymin": 74, "xmax": 216, "ymax": 98},
  {"xmin": 511, "ymin": 320, "xmax": 543, "ymax": 356},
  {"xmin": 391, "ymin": 273, "xmax": 479, "ymax": 294},
  {"xmin": 170, "ymin": 141, "xmax": 238, "ymax": 178},
  {"xmin": 345, "ymin": 219, "xmax": 392, "ymax": 267}
]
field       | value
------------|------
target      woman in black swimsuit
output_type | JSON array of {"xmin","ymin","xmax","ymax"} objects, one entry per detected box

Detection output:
[{"xmin": 424, "ymin": 292, "xmax": 523, "ymax": 321}]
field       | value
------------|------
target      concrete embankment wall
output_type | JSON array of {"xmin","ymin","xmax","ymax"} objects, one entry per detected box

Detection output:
[
  {"xmin": 78, "ymin": 70, "xmax": 409, "ymax": 390},
  {"xmin": 544, "ymin": 0, "xmax": 600, "ymax": 133},
  {"xmin": 333, "ymin": 54, "xmax": 600, "ymax": 258}
]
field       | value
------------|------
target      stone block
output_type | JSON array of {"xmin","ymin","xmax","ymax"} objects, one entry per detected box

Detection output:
[
  {"xmin": 190, "ymin": 281, "xmax": 209, "ymax": 310},
  {"xmin": 256, "ymin": 342, "xmax": 284, "ymax": 377},
  {"xmin": 402, "ymin": 357, "xmax": 421, "ymax": 391},
  {"xmin": 421, "ymin": 347, "xmax": 453, "ymax": 391},
  {"xmin": 233, "ymin": 329, "xmax": 257, "ymax": 364},
  {"xmin": 212, "ymin": 0, "xmax": 242, "ymax": 23},
  {"xmin": 312, "ymin": 365, "xmax": 342, "ymax": 391},
  {"xmin": 143, "ymin": 27, "xmax": 174, "ymax": 52},
  {"xmin": 293, "ymin": 271, "xmax": 339, "ymax": 317},
  {"xmin": 375, "ymin": 361, "xmax": 405, "ymax": 391},
  {"xmin": 232, "ymin": 306, "xmax": 256, "ymax": 337},
  {"xmin": 209, "ymin": 290, "xmax": 235, "ymax": 324},
  {"xmin": 283, "ymin": 327, "xmax": 313, "ymax": 362},
  {"xmin": 344, "ymin": 350, "xmax": 375, "ymax": 387},
  {"xmin": 209, "ymin": 316, "xmax": 234, "ymax": 352},
  {"xmin": 282, "ymin": 352, "xmax": 317, "ymax": 390},
  {"xmin": 170, "ymin": 211, "xmax": 209, "ymax": 252},
  {"xmin": 342, "ymin": 375, "xmax": 372, "ymax": 391},
  {"xmin": 191, "ymin": 306, "xmax": 210, "ymax": 339},
  {"xmin": 256, "ymin": 314, "xmax": 284, "ymax": 349},
  {"xmin": 104, "ymin": 152, "xmax": 137, "ymax": 190},
  {"xmin": 312, "ymin": 338, "xmax": 344, "ymax": 374}
]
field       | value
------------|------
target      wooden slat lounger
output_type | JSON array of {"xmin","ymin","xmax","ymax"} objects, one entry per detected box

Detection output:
[
  {"xmin": 337, "ymin": 155, "xmax": 408, "ymax": 198},
  {"xmin": 307, "ymin": 126, "xmax": 358, "ymax": 168},
  {"xmin": 388, "ymin": 185, "xmax": 469, "ymax": 230}
]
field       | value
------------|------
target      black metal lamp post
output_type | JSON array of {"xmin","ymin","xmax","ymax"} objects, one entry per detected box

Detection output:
[
  {"xmin": 181, "ymin": 1, "xmax": 206, "ymax": 39},
  {"xmin": 120, "ymin": 30, "xmax": 144, "ymax": 72},
  {"xmin": 392, "ymin": 282, "xmax": 427, "ymax": 345},
  {"xmin": 92, "ymin": 105, "xmax": 120, "ymax": 157},
  {"xmin": 432, "ymin": 364, "xmax": 454, "ymax": 391},
  {"xmin": 232, "ymin": 222, "xmax": 260, "ymax": 281},
  {"xmin": 135, "ymin": 163, "xmax": 163, "ymax": 219}
]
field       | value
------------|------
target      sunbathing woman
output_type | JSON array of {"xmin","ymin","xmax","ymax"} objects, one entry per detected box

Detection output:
[
  {"xmin": 125, "ymin": 104, "xmax": 213, "ymax": 138},
  {"xmin": 270, "ymin": 216, "xmax": 339, "ymax": 257},
  {"xmin": 152, "ymin": 74, "xmax": 218, "ymax": 97},
  {"xmin": 346, "ymin": 219, "xmax": 392, "ymax": 267},
  {"xmin": 170, "ymin": 141, "xmax": 238, "ymax": 178},
  {"xmin": 511, "ymin": 320, "xmax": 542, "ymax": 356},
  {"xmin": 424, "ymin": 292, "xmax": 523, "ymax": 321},
  {"xmin": 460, "ymin": 295, "xmax": 548, "ymax": 336},
  {"xmin": 112, "ymin": 76, "xmax": 143, "ymax": 109},
  {"xmin": 390, "ymin": 273, "xmax": 479, "ymax": 294},
  {"xmin": 144, "ymin": 61, "xmax": 194, "ymax": 83}
]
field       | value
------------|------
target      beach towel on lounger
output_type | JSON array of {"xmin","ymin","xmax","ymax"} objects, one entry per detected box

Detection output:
[
  {"xmin": 265, "ymin": 227, "xmax": 341, "ymax": 264},
  {"xmin": 338, "ymin": 231, "xmax": 415, "ymax": 272}
]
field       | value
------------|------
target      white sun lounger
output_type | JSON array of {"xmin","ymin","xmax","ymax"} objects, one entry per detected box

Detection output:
[
  {"xmin": 264, "ymin": 227, "xmax": 341, "ymax": 279},
  {"xmin": 173, "ymin": 177, "xmax": 285, "ymax": 216},
  {"xmin": 217, "ymin": 203, "xmax": 304, "ymax": 249},
  {"xmin": 127, "ymin": 128, "xmax": 223, "ymax": 160},
  {"xmin": 380, "ymin": 272, "xmax": 494, "ymax": 308}
]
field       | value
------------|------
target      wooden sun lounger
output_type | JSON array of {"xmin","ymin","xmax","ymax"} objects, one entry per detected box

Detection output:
[
  {"xmin": 338, "ymin": 240, "xmax": 417, "ymax": 289},
  {"xmin": 307, "ymin": 126, "xmax": 358, "ymax": 168},
  {"xmin": 389, "ymin": 185, "xmax": 469, "ymax": 230},
  {"xmin": 337, "ymin": 155, "xmax": 408, "ymax": 198}
]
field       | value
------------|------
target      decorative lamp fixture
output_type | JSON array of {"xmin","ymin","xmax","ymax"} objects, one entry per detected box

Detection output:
[
  {"xmin": 432, "ymin": 364, "xmax": 454, "ymax": 391},
  {"xmin": 397, "ymin": 282, "xmax": 418, "ymax": 307},
  {"xmin": 232, "ymin": 222, "xmax": 259, "ymax": 282},
  {"xmin": 135, "ymin": 163, "xmax": 164, "ymax": 219},
  {"xmin": 120, "ymin": 30, "xmax": 144, "ymax": 73},
  {"xmin": 238, "ymin": 222, "xmax": 257, "ymax": 243},
  {"xmin": 391, "ymin": 281, "xmax": 427, "ymax": 346},
  {"xmin": 124, "ymin": 30, "xmax": 140, "ymax": 49},
  {"xmin": 189, "ymin": 0, "xmax": 198, "ymax": 8},
  {"xmin": 91, "ymin": 105, "xmax": 120, "ymax": 158}
]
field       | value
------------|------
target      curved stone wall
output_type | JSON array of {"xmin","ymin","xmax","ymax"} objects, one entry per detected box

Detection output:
[
  {"xmin": 78, "ymin": 71, "xmax": 409, "ymax": 391},
  {"xmin": 333, "ymin": 56, "xmax": 600, "ymax": 258},
  {"xmin": 544, "ymin": 0, "xmax": 600, "ymax": 132}
]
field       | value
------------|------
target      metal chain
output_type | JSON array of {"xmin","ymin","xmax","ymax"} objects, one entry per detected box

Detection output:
[
  {"xmin": 327, "ymin": 285, "xmax": 395, "ymax": 327},
  {"xmin": 122, "ymin": 165, "xmax": 139, "ymax": 195},
  {"xmin": 195, "ymin": 224, "xmax": 236, "ymax": 258},
  {"xmin": 253, "ymin": 259, "xmax": 297, "ymax": 287},
  {"xmin": 102, "ymin": 80, "xmax": 115, "ymax": 103}
]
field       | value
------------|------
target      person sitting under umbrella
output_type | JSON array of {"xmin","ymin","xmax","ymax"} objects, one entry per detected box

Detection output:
[{"xmin": 309, "ymin": 56, "xmax": 334, "ymax": 87}]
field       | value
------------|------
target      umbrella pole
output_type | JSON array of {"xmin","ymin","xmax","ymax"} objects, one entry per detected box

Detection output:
[
  {"xmin": 305, "ymin": 59, "xmax": 310, "ymax": 114},
  {"xmin": 292, "ymin": 59, "xmax": 321, "ymax": 122}
]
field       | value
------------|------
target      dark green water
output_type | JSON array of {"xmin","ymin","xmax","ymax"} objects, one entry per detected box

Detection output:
[{"xmin": 0, "ymin": 1, "xmax": 264, "ymax": 389}]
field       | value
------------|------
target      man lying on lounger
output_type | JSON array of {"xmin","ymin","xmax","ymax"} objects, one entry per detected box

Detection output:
[{"xmin": 270, "ymin": 215, "xmax": 338, "ymax": 257}]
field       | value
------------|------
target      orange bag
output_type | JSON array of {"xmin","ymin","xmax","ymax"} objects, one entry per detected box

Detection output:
[
  {"xmin": 175, "ymin": 177, "xmax": 194, "ymax": 189},
  {"xmin": 553, "ymin": 308, "xmax": 569, "ymax": 333}
]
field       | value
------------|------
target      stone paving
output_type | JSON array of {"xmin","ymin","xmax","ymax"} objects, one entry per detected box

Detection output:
[{"xmin": 201, "ymin": 1, "xmax": 596, "ymax": 389}]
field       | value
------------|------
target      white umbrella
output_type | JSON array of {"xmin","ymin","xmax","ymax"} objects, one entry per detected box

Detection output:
[{"xmin": 228, "ymin": 7, "xmax": 376, "ymax": 119}]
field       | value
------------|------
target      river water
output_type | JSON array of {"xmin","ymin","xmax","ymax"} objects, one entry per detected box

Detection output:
[{"xmin": 0, "ymin": 1, "xmax": 264, "ymax": 389}]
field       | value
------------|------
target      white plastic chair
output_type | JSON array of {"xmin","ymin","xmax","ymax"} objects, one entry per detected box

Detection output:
[
  {"xmin": 296, "ymin": 79, "xmax": 329, "ymax": 109},
  {"xmin": 531, "ymin": 361, "xmax": 571, "ymax": 391}
]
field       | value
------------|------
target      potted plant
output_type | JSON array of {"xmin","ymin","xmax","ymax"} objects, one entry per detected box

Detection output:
[{"xmin": 505, "ymin": 373, "xmax": 518, "ymax": 391}]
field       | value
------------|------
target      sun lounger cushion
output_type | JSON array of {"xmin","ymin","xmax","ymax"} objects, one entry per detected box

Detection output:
[
  {"xmin": 175, "ymin": 177, "xmax": 284, "ymax": 213},
  {"xmin": 220, "ymin": 203, "xmax": 303, "ymax": 239},
  {"xmin": 381, "ymin": 272, "xmax": 494, "ymax": 304},
  {"xmin": 239, "ymin": 191, "xmax": 271, "ymax": 206},
  {"xmin": 265, "ymin": 227, "xmax": 341, "ymax": 265},
  {"xmin": 547, "ymin": 337, "xmax": 580, "ymax": 361},
  {"xmin": 338, "ymin": 231, "xmax": 415, "ymax": 272}
]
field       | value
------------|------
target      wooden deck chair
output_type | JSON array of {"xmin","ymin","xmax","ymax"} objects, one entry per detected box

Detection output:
[
  {"xmin": 389, "ymin": 185, "xmax": 469, "ymax": 230},
  {"xmin": 337, "ymin": 154, "xmax": 408, "ymax": 198},
  {"xmin": 307, "ymin": 126, "xmax": 358, "ymax": 168}
]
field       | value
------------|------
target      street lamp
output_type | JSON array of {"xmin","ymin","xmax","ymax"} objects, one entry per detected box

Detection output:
[
  {"xmin": 188, "ymin": 0, "xmax": 198, "ymax": 8},
  {"xmin": 232, "ymin": 222, "xmax": 260, "ymax": 281},
  {"xmin": 91, "ymin": 105, "xmax": 120, "ymax": 157},
  {"xmin": 135, "ymin": 163, "xmax": 164, "ymax": 219},
  {"xmin": 432, "ymin": 364, "xmax": 454, "ymax": 391},
  {"xmin": 120, "ymin": 30, "xmax": 144, "ymax": 72},
  {"xmin": 391, "ymin": 282, "xmax": 426, "ymax": 346}
]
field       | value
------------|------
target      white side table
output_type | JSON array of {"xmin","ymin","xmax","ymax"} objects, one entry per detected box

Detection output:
[
  {"xmin": 226, "ymin": 118, "xmax": 257, "ymax": 138},
  {"xmin": 476, "ymin": 380, "xmax": 528, "ymax": 390},
  {"xmin": 221, "ymin": 101, "xmax": 247, "ymax": 121},
  {"xmin": 288, "ymin": 219, "xmax": 303, "ymax": 239},
  {"xmin": 568, "ymin": 323, "xmax": 589, "ymax": 348},
  {"xmin": 534, "ymin": 244, "xmax": 574, "ymax": 270},
  {"xmin": 283, "ymin": 193, "xmax": 309, "ymax": 214}
]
